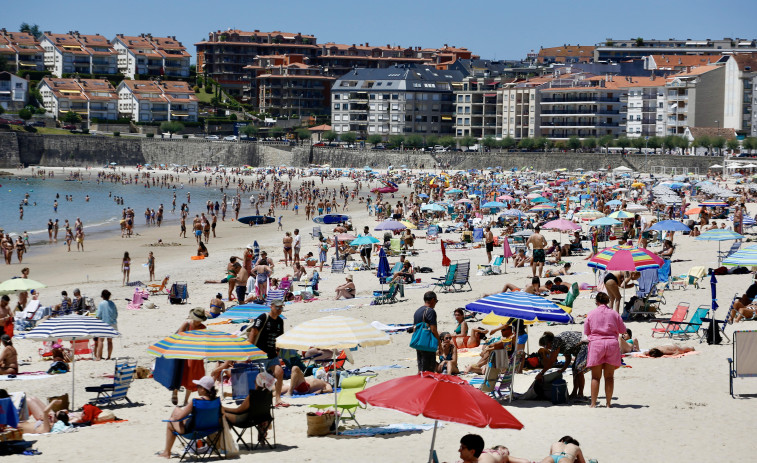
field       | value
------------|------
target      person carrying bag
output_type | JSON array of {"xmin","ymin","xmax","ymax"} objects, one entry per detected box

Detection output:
[{"xmin": 410, "ymin": 291, "xmax": 440, "ymax": 372}]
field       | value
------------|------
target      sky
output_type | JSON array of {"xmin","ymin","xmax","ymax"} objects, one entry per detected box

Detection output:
[{"xmin": 4, "ymin": 0, "xmax": 756, "ymax": 63}]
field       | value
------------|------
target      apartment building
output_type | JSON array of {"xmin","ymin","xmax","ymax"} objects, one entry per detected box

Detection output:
[
  {"xmin": 112, "ymin": 34, "xmax": 190, "ymax": 79},
  {"xmin": 0, "ymin": 72, "xmax": 28, "ymax": 109},
  {"xmin": 40, "ymin": 31, "xmax": 118, "ymax": 77},
  {"xmin": 537, "ymin": 45, "xmax": 595, "ymax": 64},
  {"xmin": 615, "ymin": 76, "xmax": 663, "ymax": 138},
  {"xmin": 330, "ymin": 65, "xmax": 463, "ymax": 137},
  {"xmin": 453, "ymin": 76, "xmax": 518, "ymax": 138},
  {"xmin": 661, "ymin": 65, "xmax": 725, "ymax": 136},
  {"xmin": 644, "ymin": 54, "xmax": 719, "ymax": 72},
  {"xmin": 252, "ymin": 55, "xmax": 334, "ymax": 118},
  {"xmin": 117, "ymin": 80, "xmax": 198, "ymax": 122},
  {"xmin": 724, "ymin": 54, "xmax": 757, "ymax": 136},
  {"xmin": 0, "ymin": 29, "xmax": 44, "ymax": 72},
  {"xmin": 595, "ymin": 37, "xmax": 757, "ymax": 62},
  {"xmin": 38, "ymin": 76, "xmax": 118, "ymax": 121}
]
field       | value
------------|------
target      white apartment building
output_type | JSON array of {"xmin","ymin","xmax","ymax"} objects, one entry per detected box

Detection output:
[
  {"xmin": 724, "ymin": 54, "xmax": 757, "ymax": 136},
  {"xmin": 0, "ymin": 29, "xmax": 45, "ymax": 72},
  {"xmin": 112, "ymin": 34, "xmax": 190, "ymax": 79},
  {"xmin": 499, "ymin": 84, "xmax": 541, "ymax": 139},
  {"xmin": 38, "ymin": 77, "xmax": 118, "ymax": 121},
  {"xmin": 661, "ymin": 65, "xmax": 724, "ymax": 136},
  {"xmin": 117, "ymin": 80, "xmax": 198, "ymax": 122},
  {"xmin": 40, "ymin": 31, "xmax": 118, "ymax": 77},
  {"xmin": 616, "ymin": 76, "xmax": 664, "ymax": 138},
  {"xmin": 0, "ymin": 72, "xmax": 28, "ymax": 110}
]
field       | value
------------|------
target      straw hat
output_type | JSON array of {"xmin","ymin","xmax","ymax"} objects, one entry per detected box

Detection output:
[
  {"xmin": 188, "ymin": 307, "xmax": 207, "ymax": 322},
  {"xmin": 345, "ymin": 274, "xmax": 354, "ymax": 281}
]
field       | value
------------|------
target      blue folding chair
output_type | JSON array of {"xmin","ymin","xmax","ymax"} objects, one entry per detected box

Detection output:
[
  {"xmin": 86, "ymin": 357, "xmax": 137, "ymax": 406},
  {"xmin": 164, "ymin": 398, "xmax": 224, "ymax": 461}
]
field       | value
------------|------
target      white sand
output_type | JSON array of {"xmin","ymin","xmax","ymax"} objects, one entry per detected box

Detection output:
[{"xmin": 1, "ymin": 167, "xmax": 753, "ymax": 462}]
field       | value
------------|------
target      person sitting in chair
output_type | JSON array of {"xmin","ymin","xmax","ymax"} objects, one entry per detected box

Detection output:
[
  {"xmin": 281, "ymin": 366, "xmax": 333, "ymax": 396},
  {"xmin": 157, "ymin": 376, "xmax": 217, "ymax": 459}
]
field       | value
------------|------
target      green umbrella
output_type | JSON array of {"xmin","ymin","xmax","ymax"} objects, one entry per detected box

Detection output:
[{"xmin": 0, "ymin": 278, "xmax": 46, "ymax": 296}]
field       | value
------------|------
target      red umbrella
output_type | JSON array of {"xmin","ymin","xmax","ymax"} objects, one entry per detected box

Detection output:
[
  {"xmin": 356, "ymin": 372, "xmax": 523, "ymax": 462},
  {"xmin": 441, "ymin": 241, "xmax": 451, "ymax": 267}
]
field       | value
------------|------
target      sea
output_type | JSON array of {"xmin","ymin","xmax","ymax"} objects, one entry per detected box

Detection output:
[{"xmin": 0, "ymin": 174, "xmax": 253, "ymax": 244}]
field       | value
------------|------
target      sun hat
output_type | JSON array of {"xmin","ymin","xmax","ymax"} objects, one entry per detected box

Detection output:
[
  {"xmin": 246, "ymin": 244, "xmax": 254, "ymax": 250},
  {"xmin": 345, "ymin": 274, "xmax": 353, "ymax": 280},
  {"xmin": 191, "ymin": 376, "xmax": 215, "ymax": 391},
  {"xmin": 188, "ymin": 307, "xmax": 207, "ymax": 322}
]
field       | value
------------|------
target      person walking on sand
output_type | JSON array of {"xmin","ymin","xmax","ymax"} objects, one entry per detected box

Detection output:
[
  {"xmin": 293, "ymin": 229, "xmax": 301, "ymax": 264},
  {"xmin": 318, "ymin": 236, "xmax": 329, "ymax": 272},
  {"xmin": 484, "ymin": 226, "xmax": 495, "ymax": 263},
  {"xmin": 147, "ymin": 251, "xmax": 155, "ymax": 281},
  {"xmin": 527, "ymin": 226, "xmax": 547, "ymax": 278},
  {"xmin": 409, "ymin": 291, "xmax": 440, "ymax": 373},
  {"xmin": 121, "ymin": 252, "xmax": 131, "ymax": 285},
  {"xmin": 95, "ymin": 290, "xmax": 118, "ymax": 361},
  {"xmin": 75, "ymin": 229, "xmax": 84, "ymax": 252},
  {"xmin": 584, "ymin": 292, "xmax": 626, "ymax": 408},
  {"xmin": 282, "ymin": 232, "xmax": 293, "ymax": 266}
]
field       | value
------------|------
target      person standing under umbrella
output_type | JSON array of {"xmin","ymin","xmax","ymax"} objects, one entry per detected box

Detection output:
[
  {"xmin": 170, "ymin": 308, "xmax": 207, "ymax": 406},
  {"xmin": 95, "ymin": 290, "xmax": 118, "ymax": 361},
  {"xmin": 410, "ymin": 291, "xmax": 440, "ymax": 373},
  {"xmin": 584, "ymin": 292, "xmax": 626, "ymax": 408},
  {"xmin": 359, "ymin": 226, "xmax": 373, "ymax": 268},
  {"xmin": 247, "ymin": 299, "xmax": 287, "ymax": 407}
]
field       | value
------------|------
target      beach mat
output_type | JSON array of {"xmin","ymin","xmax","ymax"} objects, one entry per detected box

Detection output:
[
  {"xmin": 340, "ymin": 422, "xmax": 441, "ymax": 437},
  {"xmin": 0, "ymin": 372, "xmax": 54, "ymax": 381}
]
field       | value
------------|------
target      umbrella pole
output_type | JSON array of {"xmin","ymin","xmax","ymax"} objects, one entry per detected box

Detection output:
[
  {"xmin": 332, "ymin": 349, "xmax": 339, "ymax": 435},
  {"xmin": 72, "ymin": 337, "xmax": 76, "ymax": 410},
  {"xmin": 428, "ymin": 420, "xmax": 439, "ymax": 463}
]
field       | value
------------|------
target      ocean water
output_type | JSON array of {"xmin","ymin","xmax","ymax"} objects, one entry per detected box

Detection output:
[{"xmin": 0, "ymin": 175, "xmax": 250, "ymax": 243}]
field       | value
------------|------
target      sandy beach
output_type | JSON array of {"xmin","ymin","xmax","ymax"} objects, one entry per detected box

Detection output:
[{"xmin": 0, "ymin": 165, "xmax": 754, "ymax": 462}]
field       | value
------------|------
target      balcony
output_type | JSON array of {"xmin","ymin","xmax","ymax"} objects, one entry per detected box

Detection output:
[
  {"xmin": 541, "ymin": 97, "xmax": 620, "ymax": 103},
  {"xmin": 541, "ymin": 109, "xmax": 620, "ymax": 115},
  {"xmin": 541, "ymin": 122, "xmax": 621, "ymax": 127}
]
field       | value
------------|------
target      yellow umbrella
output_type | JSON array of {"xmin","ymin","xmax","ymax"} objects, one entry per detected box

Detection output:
[
  {"xmin": 401, "ymin": 220, "xmax": 417, "ymax": 230},
  {"xmin": 631, "ymin": 182, "xmax": 644, "ymax": 188}
]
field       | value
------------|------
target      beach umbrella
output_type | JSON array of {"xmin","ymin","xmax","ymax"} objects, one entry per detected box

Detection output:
[
  {"xmin": 23, "ymin": 315, "xmax": 120, "ymax": 408},
  {"xmin": 482, "ymin": 201, "xmax": 506, "ymax": 208},
  {"xmin": 276, "ymin": 315, "xmax": 390, "ymax": 433},
  {"xmin": 624, "ymin": 204, "xmax": 647, "ymax": 213},
  {"xmin": 526, "ymin": 193, "xmax": 542, "ymax": 199},
  {"xmin": 708, "ymin": 272, "xmax": 720, "ymax": 344},
  {"xmin": 445, "ymin": 188, "xmax": 464, "ymax": 195},
  {"xmin": 421, "ymin": 203, "xmax": 446, "ymax": 212},
  {"xmin": 497, "ymin": 195, "xmax": 515, "ymax": 201},
  {"xmin": 608, "ymin": 210, "xmax": 634, "ymax": 219},
  {"xmin": 147, "ymin": 330, "xmax": 266, "ymax": 361},
  {"xmin": 356, "ymin": 372, "xmax": 523, "ymax": 462},
  {"xmin": 589, "ymin": 217, "xmax": 621, "ymax": 226},
  {"xmin": 349, "ymin": 235, "xmax": 380, "ymax": 246},
  {"xmin": 574, "ymin": 210, "xmax": 604, "ymax": 219},
  {"xmin": 375, "ymin": 220, "xmax": 407, "ymax": 231},
  {"xmin": 588, "ymin": 244, "xmax": 663, "ymax": 272},
  {"xmin": 501, "ymin": 209, "xmax": 527, "ymax": 218},
  {"xmin": 512, "ymin": 229, "xmax": 533, "ymax": 238},
  {"xmin": 335, "ymin": 233, "xmax": 357, "ymax": 242},
  {"xmin": 530, "ymin": 204, "xmax": 556, "ymax": 212},
  {"xmin": 0, "ymin": 278, "xmax": 46, "ymax": 296},
  {"xmin": 377, "ymin": 248, "xmax": 391, "ymax": 285},
  {"xmin": 455, "ymin": 198, "xmax": 473, "ymax": 204},
  {"xmin": 684, "ymin": 207, "xmax": 702, "ymax": 216},
  {"xmin": 606, "ymin": 199, "xmax": 623, "ymax": 207},
  {"xmin": 696, "ymin": 229, "xmax": 744, "ymax": 264},
  {"xmin": 401, "ymin": 221, "xmax": 417, "ymax": 230},
  {"xmin": 700, "ymin": 200, "xmax": 728, "ymax": 207},
  {"xmin": 543, "ymin": 219, "xmax": 580, "ymax": 231},
  {"xmin": 723, "ymin": 246, "xmax": 757, "ymax": 267},
  {"xmin": 219, "ymin": 303, "xmax": 277, "ymax": 321},
  {"xmin": 466, "ymin": 292, "xmax": 572, "ymax": 323},
  {"xmin": 648, "ymin": 220, "xmax": 691, "ymax": 233},
  {"xmin": 530, "ymin": 197, "xmax": 550, "ymax": 203}
]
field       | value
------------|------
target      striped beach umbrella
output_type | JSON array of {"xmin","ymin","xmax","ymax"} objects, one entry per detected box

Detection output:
[
  {"xmin": 723, "ymin": 246, "xmax": 757, "ymax": 266},
  {"xmin": 695, "ymin": 229, "xmax": 744, "ymax": 242},
  {"xmin": 529, "ymin": 204, "xmax": 556, "ymax": 212},
  {"xmin": 608, "ymin": 210, "xmax": 634, "ymax": 219},
  {"xmin": 729, "ymin": 215, "xmax": 757, "ymax": 227},
  {"xmin": 147, "ymin": 330, "xmax": 266, "ymax": 361},
  {"xmin": 465, "ymin": 292, "xmax": 572, "ymax": 323},
  {"xmin": 700, "ymin": 200, "xmax": 728, "ymax": 207},
  {"xmin": 219, "ymin": 303, "xmax": 279, "ymax": 321},
  {"xmin": 574, "ymin": 209, "xmax": 605, "ymax": 219},
  {"xmin": 588, "ymin": 244, "xmax": 664, "ymax": 271},
  {"xmin": 23, "ymin": 315, "xmax": 120, "ymax": 408}
]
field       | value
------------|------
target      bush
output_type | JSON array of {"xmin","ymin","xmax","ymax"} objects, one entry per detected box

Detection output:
[
  {"xmin": 81, "ymin": 128, "xmax": 89, "ymax": 134},
  {"xmin": 113, "ymin": 131, "xmax": 120, "ymax": 137},
  {"xmin": 24, "ymin": 126, "xmax": 37, "ymax": 133},
  {"xmin": 182, "ymin": 134, "xmax": 189, "ymax": 139},
  {"xmin": 18, "ymin": 108, "xmax": 33, "ymax": 121},
  {"xmin": 205, "ymin": 86, "xmax": 213, "ymax": 94},
  {"xmin": 146, "ymin": 133, "xmax": 155, "ymax": 138},
  {"xmin": 193, "ymin": 85, "xmax": 200, "ymax": 93},
  {"xmin": 229, "ymin": 113, "xmax": 237, "ymax": 121}
]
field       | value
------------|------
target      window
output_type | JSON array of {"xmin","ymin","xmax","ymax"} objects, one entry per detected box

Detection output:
[
  {"xmin": 413, "ymin": 83, "xmax": 421, "ymax": 88},
  {"xmin": 465, "ymin": 95, "xmax": 471, "ymax": 103},
  {"xmin": 333, "ymin": 103, "xmax": 340, "ymax": 110},
  {"xmin": 392, "ymin": 104, "xmax": 399, "ymax": 110}
]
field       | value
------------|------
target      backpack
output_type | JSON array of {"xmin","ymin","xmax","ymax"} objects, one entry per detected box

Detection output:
[{"xmin": 703, "ymin": 319, "xmax": 722, "ymax": 345}]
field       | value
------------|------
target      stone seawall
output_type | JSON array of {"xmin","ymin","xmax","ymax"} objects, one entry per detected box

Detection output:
[{"xmin": 0, "ymin": 132, "xmax": 723, "ymax": 173}]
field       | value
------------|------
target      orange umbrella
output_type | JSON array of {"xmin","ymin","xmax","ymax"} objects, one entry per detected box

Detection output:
[{"xmin": 684, "ymin": 207, "xmax": 702, "ymax": 216}]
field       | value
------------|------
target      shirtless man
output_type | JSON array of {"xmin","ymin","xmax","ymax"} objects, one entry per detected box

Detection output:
[
  {"xmin": 540, "ymin": 435, "xmax": 586, "ymax": 463},
  {"xmin": 233, "ymin": 263, "xmax": 249, "ymax": 303},
  {"xmin": 0, "ymin": 295, "xmax": 13, "ymax": 338},
  {"xmin": 526, "ymin": 226, "xmax": 548, "ymax": 278},
  {"xmin": 282, "ymin": 232, "xmax": 293, "ymax": 267},
  {"xmin": 193, "ymin": 215, "xmax": 202, "ymax": 244},
  {"xmin": 484, "ymin": 226, "xmax": 495, "ymax": 263},
  {"xmin": 0, "ymin": 334, "xmax": 18, "ymax": 375}
]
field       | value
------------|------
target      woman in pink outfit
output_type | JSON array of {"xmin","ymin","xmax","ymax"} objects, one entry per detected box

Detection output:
[{"xmin": 584, "ymin": 292, "xmax": 626, "ymax": 408}]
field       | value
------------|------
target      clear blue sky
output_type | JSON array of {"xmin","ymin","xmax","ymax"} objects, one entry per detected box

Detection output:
[{"xmin": 4, "ymin": 0, "xmax": 756, "ymax": 63}]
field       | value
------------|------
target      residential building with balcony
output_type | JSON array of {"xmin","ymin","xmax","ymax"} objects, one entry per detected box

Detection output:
[
  {"xmin": 117, "ymin": 80, "xmax": 198, "ymax": 122},
  {"xmin": 499, "ymin": 82, "xmax": 544, "ymax": 139},
  {"xmin": 595, "ymin": 37, "xmax": 757, "ymax": 62},
  {"xmin": 38, "ymin": 76, "xmax": 118, "ymax": 121},
  {"xmin": 112, "ymin": 34, "xmax": 190, "ymax": 79},
  {"xmin": 537, "ymin": 45, "xmax": 595, "ymax": 64},
  {"xmin": 40, "ymin": 31, "xmax": 118, "ymax": 77},
  {"xmin": 0, "ymin": 29, "xmax": 44, "ymax": 72},
  {"xmin": 453, "ymin": 76, "xmax": 516, "ymax": 138},
  {"xmin": 661, "ymin": 64, "xmax": 724, "ymax": 136},
  {"xmin": 251, "ymin": 55, "xmax": 334, "ymax": 118},
  {"xmin": 723, "ymin": 54, "xmax": 757, "ymax": 136},
  {"xmin": 643, "ymin": 54, "xmax": 720, "ymax": 72},
  {"xmin": 0, "ymin": 72, "xmax": 28, "ymax": 109},
  {"xmin": 614, "ymin": 76, "xmax": 665, "ymax": 138},
  {"xmin": 330, "ymin": 65, "xmax": 463, "ymax": 138}
]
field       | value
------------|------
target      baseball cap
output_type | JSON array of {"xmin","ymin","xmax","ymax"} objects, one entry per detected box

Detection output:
[
  {"xmin": 191, "ymin": 376, "xmax": 215, "ymax": 391},
  {"xmin": 270, "ymin": 299, "xmax": 285, "ymax": 309}
]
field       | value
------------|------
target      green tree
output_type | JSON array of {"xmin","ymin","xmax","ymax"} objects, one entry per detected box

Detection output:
[
  {"xmin": 727, "ymin": 138, "xmax": 740, "ymax": 154},
  {"xmin": 615, "ymin": 137, "xmax": 631, "ymax": 153},
  {"xmin": 406, "ymin": 134, "xmax": 424, "ymax": 149},
  {"xmin": 581, "ymin": 137, "xmax": 597, "ymax": 151},
  {"xmin": 295, "ymin": 128, "xmax": 311, "ymax": 144},
  {"xmin": 535, "ymin": 137, "xmax": 552, "ymax": 152},
  {"xmin": 567, "ymin": 136, "xmax": 581, "ymax": 151},
  {"xmin": 228, "ymin": 113, "xmax": 237, "ymax": 121},
  {"xmin": 18, "ymin": 108, "xmax": 32, "ymax": 121},
  {"xmin": 459, "ymin": 136, "xmax": 476, "ymax": 148},
  {"xmin": 663, "ymin": 135, "xmax": 678, "ymax": 153},
  {"xmin": 631, "ymin": 137, "xmax": 646, "ymax": 153},
  {"xmin": 63, "ymin": 111, "xmax": 82, "ymax": 124},
  {"xmin": 19, "ymin": 23, "xmax": 42, "ymax": 39},
  {"xmin": 322, "ymin": 130, "xmax": 337, "ymax": 143},
  {"xmin": 499, "ymin": 136, "xmax": 516, "ymax": 150},
  {"xmin": 388, "ymin": 135, "xmax": 405, "ymax": 149},
  {"xmin": 340, "ymin": 131, "xmax": 357, "ymax": 145},
  {"xmin": 424, "ymin": 135, "xmax": 439, "ymax": 148},
  {"xmin": 711, "ymin": 136, "xmax": 726, "ymax": 155},
  {"xmin": 694, "ymin": 135, "xmax": 711, "ymax": 153},
  {"xmin": 635, "ymin": 37, "xmax": 644, "ymax": 47},
  {"xmin": 366, "ymin": 134, "xmax": 383, "ymax": 147},
  {"xmin": 647, "ymin": 136, "xmax": 661, "ymax": 154},
  {"xmin": 269, "ymin": 127, "xmax": 284, "ymax": 140},
  {"xmin": 517, "ymin": 138, "xmax": 535, "ymax": 150},
  {"xmin": 159, "ymin": 121, "xmax": 184, "ymax": 138},
  {"xmin": 743, "ymin": 137, "xmax": 757, "ymax": 155},
  {"xmin": 240, "ymin": 124, "xmax": 259, "ymax": 139},
  {"xmin": 675, "ymin": 136, "xmax": 690, "ymax": 152},
  {"xmin": 0, "ymin": 55, "xmax": 7, "ymax": 73},
  {"xmin": 482, "ymin": 136, "xmax": 497, "ymax": 150},
  {"xmin": 438, "ymin": 136, "xmax": 455, "ymax": 148},
  {"xmin": 598, "ymin": 135, "xmax": 613, "ymax": 152},
  {"xmin": 0, "ymin": 105, "xmax": 4, "ymax": 116}
]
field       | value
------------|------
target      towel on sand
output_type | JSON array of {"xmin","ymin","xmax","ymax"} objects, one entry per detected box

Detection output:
[{"xmin": 340, "ymin": 423, "xmax": 441, "ymax": 437}]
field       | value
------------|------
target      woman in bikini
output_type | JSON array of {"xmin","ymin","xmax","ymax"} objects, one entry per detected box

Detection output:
[
  {"xmin": 121, "ymin": 252, "xmax": 131, "ymax": 286},
  {"xmin": 452, "ymin": 308, "xmax": 487, "ymax": 348},
  {"xmin": 207, "ymin": 293, "xmax": 225, "ymax": 318},
  {"xmin": 603, "ymin": 270, "xmax": 640, "ymax": 313},
  {"xmin": 436, "ymin": 332, "xmax": 459, "ymax": 374},
  {"xmin": 253, "ymin": 262, "xmax": 273, "ymax": 298},
  {"xmin": 334, "ymin": 274, "xmax": 356, "ymax": 300},
  {"xmin": 540, "ymin": 436, "xmax": 587, "ymax": 463}
]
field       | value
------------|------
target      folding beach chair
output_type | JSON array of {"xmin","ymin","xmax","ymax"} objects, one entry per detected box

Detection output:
[
  {"xmin": 552, "ymin": 283, "xmax": 579, "ymax": 308},
  {"xmin": 85, "ymin": 357, "xmax": 137, "ymax": 406},
  {"xmin": 164, "ymin": 398, "xmax": 224, "ymax": 461},
  {"xmin": 426, "ymin": 224, "xmax": 440, "ymax": 243},
  {"xmin": 265, "ymin": 290, "xmax": 287, "ymax": 306},
  {"xmin": 669, "ymin": 266, "xmax": 707, "ymax": 290},
  {"xmin": 668, "ymin": 305, "xmax": 709, "ymax": 340},
  {"xmin": 372, "ymin": 282, "xmax": 402, "ymax": 305},
  {"xmin": 331, "ymin": 258, "xmax": 346, "ymax": 274},
  {"xmin": 311, "ymin": 375, "xmax": 376, "ymax": 428},
  {"xmin": 728, "ymin": 330, "xmax": 757, "ymax": 397},
  {"xmin": 478, "ymin": 256, "xmax": 504, "ymax": 276},
  {"xmin": 473, "ymin": 228, "xmax": 484, "ymax": 243},
  {"xmin": 310, "ymin": 226, "xmax": 322, "ymax": 240},
  {"xmin": 651, "ymin": 303, "xmax": 689, "ymax": 338},
  {"xmin": 486, "ymin": 351, "xmax": 525, "ymax": 403},
  {"xmin": 433, "ymin": 262, "xmax": 458, "ymax": 292},
  {"xmin": 148, "ymin": 276, "xmax": 170, "ymax": 295},
  {"xmin": 71, "ymin": 340, "xmax": 94, "ymax": 360},
  {"xmin": 389, "ymin": 238, "xmax": 402, "ymax": 256},
  {"xmin": 452, "ymin": 260, "xmax": 472, "ymax": 292},
  {"xmin": 718, "ymin": 240, "xmax": 742, "ymax": 264},
  {"xmin": 229, "ymin": 388, "xmax": 276, "ymax": 450}
]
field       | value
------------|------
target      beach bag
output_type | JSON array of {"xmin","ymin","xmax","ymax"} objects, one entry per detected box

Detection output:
[
  {"xmin": 410, "ymin": 308, "xmax": 439, "ymax": 352},
  {"xmin": 307, "ymin": 411, "xmax": 336, "ymax": 437},
  {"xmin": 703, "ymin": 319, "xmax": 722, "ymax": 345},
  {"xmin": 220, "ymin": 418, "xmax": 240, "ymax": 456}
]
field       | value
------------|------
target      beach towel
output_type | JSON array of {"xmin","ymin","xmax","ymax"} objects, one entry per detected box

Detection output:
[
  {"xmin": 370, "ymin": 321, "xmax": 413, "ymax": 332},
  {"xmin": 340, "ymin": 423, "xmax": 441, "ymax": 437},
  {"xmin": 0, "ymin": 372, "xmax": 54, "ymax": 381},
  {"xmin": 349, "ymin": 365, "xmax": 405, "ymax": 374},
  {"xmin": 287, "ymin": 388, "xmax": 341, "ymax": 399},
  {"xmin": 630, "ymin": 350, "xmax": 700, "ymax": 359},
  {"xmin": 125, "ymin": 281, "xmax": 145, "ymax": 287}
]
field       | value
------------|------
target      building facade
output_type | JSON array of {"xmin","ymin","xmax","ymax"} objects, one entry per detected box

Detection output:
[
  {"xmin": 117, "ymin": 80, "xmax": 198, "ymax": 122},
  {"xmin": 0, "ymin": 29, "xmax": 44, "ymax": 72},
  {"xmin": 595, "ymin": 37, "xmax": 757, "ymax": 62},
  {"xmin": 0, "ymin": 72, "xmax": 28, "ymax": 109},
  {"xmin": 40, "ymin": 31, "xmax": 119, "ymax": 77},
  {"xmin": 724, "ymin": 54, "xmax": 757, "ymax": 136},
  {"xmin": 38, "ymin": 76, "xmax": 118, "ymax": 121},
  {"xmin": 252, "ymin": 55, "xmax": 334, "ymax": 118},
  {"xmin": 330, "ymin": 65, "xmax": 463, "ymax": 137},
  {"xmin": 112, "ymin": 34, "xmax": 190, "ymax": 79}
]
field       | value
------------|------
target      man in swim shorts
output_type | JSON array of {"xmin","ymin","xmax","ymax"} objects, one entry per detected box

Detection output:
[{"xmin": 527, "ymin": 226, "xmax": 548, "ymax": 278}]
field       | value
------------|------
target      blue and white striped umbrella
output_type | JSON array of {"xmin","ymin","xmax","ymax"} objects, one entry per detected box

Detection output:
[
  {"xmin": 22, "ymin": 315, "xmax": 120, "ymax": 409},
  {"xmin": 695, "ymin": 229, "xmax": 744, "ymax": 241},
  {"xmin": 465, "ymin": 292, "xmax": 573, "ymax": 323},
  {"xmin": 723, "ymin": 246, "xmax": 757, "ymax": 267},
  {"xmin": 729, "ymin": 215, "xmax": 757, "ymax": 227}
]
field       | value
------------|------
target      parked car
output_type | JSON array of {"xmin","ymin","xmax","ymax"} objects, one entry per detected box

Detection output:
[
  {"xmin": 62, "ymin": 124, "xmax": 77, "ymax": 130},
  {"xmin": 26, "ymin": 121, "xmax": 45, "ymax": 127},
  {"xmin": 371, "ymin": 144, "xmax": 386, "ymax": 150},
  {"xmin": 205, "ymin": 135, "xmax": 220, "ymax": 140},
  {"xmin": 223, "ymin": 135, "xmax": 238, "ymax": 141},
  {"xmin": 313, "ymin": 142, "xmax": 326, "ymax": 147}
]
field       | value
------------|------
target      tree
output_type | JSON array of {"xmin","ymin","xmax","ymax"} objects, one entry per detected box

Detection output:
[
  {"xmin": 63, "ymin": 111, "xmax": 82, "ymax": 124},
  {"xmin": 295, "ymin": 128, "xmax": 311, "ymax": 144},
  {"xmin": 269, "ymin": 127, "xmax": 284, "ymax": 140},
  {"xmin": 0, "ymin": 105, "xmax": 5, "ymax": 116},
  {"xmin": 18, "ymin": 108, "xmax": 32, "ymax": 121},
  {"xmin": 711, "ymin": 136, "xmax": 726, "ymax": 155},
  {"xmin": 635, "ymin": 37, "xmax": 644, "ymax": 47},
  {"xmin": 406, "ymin": 134, "xmax": 424, "ymax": 149},
  {"xmin": 598, "ymin": 135, "xmax": 613, "ymax": 152},
  {"xmin": 581, "ymin": 137, "xmax": 597, "ymax": 150},
  {"xmin": 694, "ymin": 135, "xmax": 711, "ymax": 153},
  {"xmin": 366, "ymin": 134, "xmax": 383, "ymax": 147},
  {"xmin": 727, "ymin": 138, "xmax": 740, "ymax": 154},
  {"xmin": 662, "ymin": 135, "xmax": 678, "ymax": 153},
  {"xmin": 388, "ymin": 135, "xmax": 405, "ymax": 149},
  {"xmin": 647, "ymin": 136, "xmax": 661, "ymax": 154},
  {"xmin": 438, "ymin": 136, "xmax": 455, "ymax": 148},
  {"xmin": 517, "ymin": 138, "xmax": 535, "ymax": 150},
  {"xmin": 340, "ymin": 131, "xmax": 357, "ymax": 145},
  {"xmin": 482, "ymin": 136, "xmax": 497, "ymax": 150},
  {"xmin": 567, "ymin": 136, "xmax": 581, "ymax": 151},
  {"xmin": 322, "ymin": 130, "xmax": 337, "ymax": 143},
  {"xmin": 535, "ymin": 137, "xmax": 551, "ymax": 152},
  {"xmin": 459, "ymin": 136, "xmax": 476, "ymax": 148},
  {"xmin": 499, "ymin": 136, "xmax": 516, "ymax": 150},
  {"xmin": 743, "ymin": 137, "xmax": 757, "ymax": 155},
  {"xmin": 159, "ymin": 121, "xmax": 184, "ymax": 138},
  {"xmin": 0, "ymin": 55, "xmax": 7, "ymax": 73},
  {"xmin": 615, "ymin": 137, "xmax": 631, "ymax": 153},
  {"xmin": 19, "ymin": 23, "xmax": 42, "ymax": 40},
  {"xmin": 425, "ymin": 135, "xmax": 439, "ymax": 148},
  {"xmin": 631, "ymin": 137, "xmax": 646, "ymax": 153},
  {"xmin": 240, "ymin": 124, "xmax": 259, "ymax": 139},
  {"xmin": 228, "ymin": 113, "xmax": 237, "ymax": 121}
]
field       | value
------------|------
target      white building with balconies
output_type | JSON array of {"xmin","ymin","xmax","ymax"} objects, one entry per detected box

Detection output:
[
  {"xmin": 40, "ymin": 31, "xmax": 119, "ymax": 77},
  {"xmin": 112, "ymin": 34, "xmax": 191, "ymax": 79},
  {"xmin": 117, "ymin": 80, "xmax": 198, "ymax": 122},
  {"xmin": 37, "ymin": 76, "xmax": 118, "ymax": 121}
]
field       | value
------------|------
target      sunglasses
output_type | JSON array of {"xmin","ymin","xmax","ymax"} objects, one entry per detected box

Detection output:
[{"xmin": 444, "ymin": 337, "xmax": 452, "ymax": 340}]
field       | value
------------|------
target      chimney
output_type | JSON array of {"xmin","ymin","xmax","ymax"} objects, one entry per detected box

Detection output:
[{"xmin": 366, "ymin": 42, "xmax": 369, "ymax": 46}]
